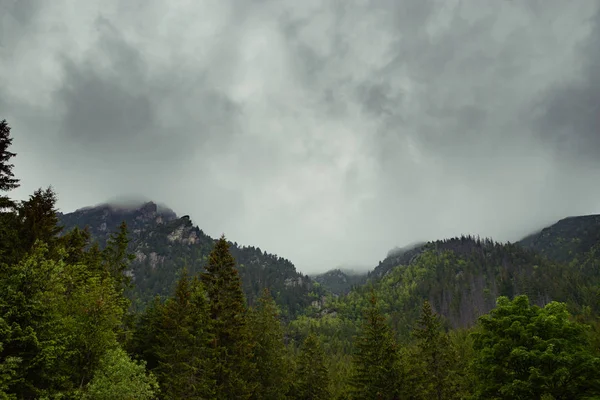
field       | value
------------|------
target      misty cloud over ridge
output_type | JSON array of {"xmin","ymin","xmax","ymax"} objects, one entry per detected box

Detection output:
[{"xmin": 1, "ymin": 0, "xmax": 599, "ymax": 273}]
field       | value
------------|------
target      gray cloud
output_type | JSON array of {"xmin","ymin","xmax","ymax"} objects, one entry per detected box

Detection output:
[{"xmin": 1, "ymin": 0, "xmax": 600, "ymax": 273}]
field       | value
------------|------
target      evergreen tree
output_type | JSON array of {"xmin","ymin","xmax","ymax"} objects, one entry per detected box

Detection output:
[
  {"xmin": 101, "ymin": 221, "xmax": 136, "ymax": 327},
  {"xmin": 0, "ymin": 120, "xmax": 19, "ymax": 205},
  {"xmin": 17, "ymin": 187, "xmax": 62, "ymax": 256},
  {"xmin": 350, "ymin": 290, "xmax": 399, "ymax": 400},
  {"xmin": 64, "ymin": 258, "xmax": 127, "ymax": 390},
  {"xmin": 410, "ymin": 300, "xmax": 457, "ymax": 400},
  {"xmin": 201, "ymin": 235, "xmax": 255, "ymax": 399},
  {"xmin": 0, "ymin": 243, "xmax": 72, "ymax": 397},
  {"xmin": 60, "ymin": 226, "xmax": 92, "ymax": 265},
  {"xmin": 294, "ymin": 333, "xmax": 330, "ymax": 400},
  {"xmin": 0, "ymin": 119, "xmax": 20, "ymax": 265},
  {"xmin": 248, "ymin": 288, "xmax": 290, "ymax": 400},
  {"xmin": 102, "ymin": 221, "xmax": 135, "ymax": 291},
  {"xmin": 128, "ymin": 296, "xmax": 165, "ymax": 371},
  {"xmin": 154, "ymin": 270, "xmax": 215, "ymax": 399}
]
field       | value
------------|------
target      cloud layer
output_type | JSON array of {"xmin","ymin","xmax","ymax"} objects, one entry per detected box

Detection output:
[{"xmin": 2, "ymin": 0, "xmax": 599, "ymax": 273}]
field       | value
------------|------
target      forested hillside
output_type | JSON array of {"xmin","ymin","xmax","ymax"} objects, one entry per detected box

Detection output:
[
  {"xmin": 58, "ymin": 202, "xmax": 323, "ymax": 317},
  {"xmin": 3, "ymin": 118, "xmax": 600, "ymax": 399},
  {"xmin": 519, "ymin": 214, "xmax": 600, "ymax": 262},
  {"xmin": 312, "ymin": 268, "xmax": 367, "ymax": 295}
]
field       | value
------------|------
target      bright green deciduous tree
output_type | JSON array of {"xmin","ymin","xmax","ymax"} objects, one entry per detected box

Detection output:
[
  {"xmin": 84, "ymin": 347, "xmax": 158, "ymax": 400},
  {"xmin": 472, "ymin": 295, "xmax": 600, "ymax": 399}
]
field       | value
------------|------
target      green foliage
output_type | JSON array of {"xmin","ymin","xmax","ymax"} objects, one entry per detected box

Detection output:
[
  {"xmin": 350, "ymin": 290, "xmax": 399, "ymax": 399},
  {"xmin": 248, "ymin": 289, "xmax": 290, "ymax": 400},
  {"xmin": 18, "ymin": 187, "xmax": 63, "ymax": 256},
  {"xmin": 293, "ymin": 333, "xmax": 330, "ymax": 400},
  {"xmin": 103, "ymin": 221, "xmax": 135, "ymax": 292},
  {"xmin": 128, "ymin": 296, "xmax": 165, "ymax": 371},
  {"xmin": 0, "ymin": 120, "xmax": 19, "ymax": 263},
  {"xmin": 0, "ymin": 318, "xmax": 19, "ymax": 400},
  {"xmin": 153, "ymin": 269, "xmax": 215, "ymax": 399},
  {"xmin": 58, "ymin": 205, "xmax": 324, "ymax": 319},
  {"xmin": 0, "ymin": 120, "xmax": 19, "ymax": 196},
  {"xmin": 405, "ymin": 300, "xmax": 459, "ymax": 400},
  {"xmin": 5, "ymin": 115, "xmax": 600, "ymax": 399},
  {"xmin": 201, "ymin": 235, "xmax": 256, "ymax": 399},
  {"xmin": 83, "ymin": 347, "xmax": 158, "ymax": 400},
  {"xmin": 520, "ymin": 214, "xmax": 600, "ymax": 263},
  {"xmin": 0, "ymin": 243, "xmax": 73, "ymax": 397},
  {"xmin": 471, "ymin": 295, "xmax": 600, "ymax": 399}
]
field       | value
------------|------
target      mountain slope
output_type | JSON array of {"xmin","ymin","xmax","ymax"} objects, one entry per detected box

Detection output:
[
  {"xmin": 291, "ymin": 234, "xmax": 600, "ymax": 349},
  {"xmin": 58, "ymin": 201, "xmax": 322, "ymax": 317},
  {"xmin": 311, "ymin": 268, "xmax": 367, "ymax": 295},
  {"xmin": 519, "ymin": 214, "xmax": 600, "ymax": 263}
]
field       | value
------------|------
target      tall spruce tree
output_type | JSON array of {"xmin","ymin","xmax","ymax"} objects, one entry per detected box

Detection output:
[
  {"xmin": 102, "ymin": 222, "xmax": 134, "ymax": 288},
  {"xmin": 201, "ymin": 235, "xmax": 255, "ymax": 399},
  {"xmin": 294, "ymin": 333, "xmax": 330, "ymax": 400},
  {"xmin": 0, "ymin": 120, "xmax": 19, "ymax": 204},
  {"xmin": 248, "ymin": 288, "xmax": 290, "ymax": 400},
  {"xmin": 411, "ymin": 300, "xmax": 457, "ymax": 400},
  {"xmin": 0, "ymin": 119, "xmax": 20, "ymax": 264},
  {"xmin": 350, "ymin": 290, "xmax": 399, "ymax": 400},
  {"xmin": 18, "ymin": 187, "xmax": 62, "ymax": 256},
  {"xmin": 154, "ymin": 269, "xmax": 215, "ymax": 399},
  {"xmin": 0, "ymin": 243, "xmax": 73, "ymax": 397},
  {"xmin": 128, "ymin": 296, "xmax": 165, "ymax": 372}
]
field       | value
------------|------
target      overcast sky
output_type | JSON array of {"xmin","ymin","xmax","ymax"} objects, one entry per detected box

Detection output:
[{"xmin": 1, "ymin": 0, "xmax": 599, "ymax": 274}]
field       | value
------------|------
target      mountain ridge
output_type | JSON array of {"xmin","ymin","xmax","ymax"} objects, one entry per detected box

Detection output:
[{"xmin": 58, "ymin": 201, "xmax": 323, "ymax": 317}]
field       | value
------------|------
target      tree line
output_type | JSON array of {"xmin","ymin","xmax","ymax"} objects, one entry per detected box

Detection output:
[{"xmin": 1, "ymin": 118, "xmax": 600, "ymax": 399}]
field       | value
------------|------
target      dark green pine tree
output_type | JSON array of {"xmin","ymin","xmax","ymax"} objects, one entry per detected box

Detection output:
[
  {"xmin": 0, "ymin": 243, "xmax": 72, "ymax": 398},
  {"xmin": 17, "ymin": 187, "xmax": 63, "ymax": 256},
  {"xmin": 0, "ymin": 120, "xmax": 19, "ymax": 206},
  {"xmin": 102, "ymin": 221, "xmax": 135, "ymax": 292},
  {"xmin": 294, "ymin": 333, "xmax": 330, "ymax": 400},
  {"xmin": 201, "ymin": 235, "xmax": 256, "ymax": 399},
  {"xmin": 350, "ymin": 290, "xmax": 399, "ymax": 400},
  {"xmin": 411, "ymin": 300, "xmax": 457, "ymax": 400},
  {"xmin": 248, "ymin": 288, "xmax": 291, "ymax": 400},
  {"xmin": 0, "ymin": 119, "xmax": 20, "ymax": 264},
  {"xmin": 154, "ymin": 269, "xmax": 215, "ymax": 399},
  {"xmin": 128, "ymin": 296, "xmax": 164, "ymax": 372}
]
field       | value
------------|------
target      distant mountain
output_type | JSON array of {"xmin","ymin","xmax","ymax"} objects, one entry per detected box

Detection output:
[
  {"xmin": 368, "ymin": 241, "xmax": 427, "ymax": 280},
  {"xmin": 304, "ymin": 234, "xmax": 600, "ymax": 343},
  {"xmin": 58, "ymin": 201, "xmax": 322, "ymax": 317},
  {"xmin": 519, "ymin": 214, "xmax": 600, "ymax": 263},
  {"xmin": 311, "ymin": 268, "xmax": 367, "ymax": 295}
]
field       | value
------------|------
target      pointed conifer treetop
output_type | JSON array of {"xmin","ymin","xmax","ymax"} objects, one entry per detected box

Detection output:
[
  {"xmin": 201, "ymin": 234, "xmax": 255, "ymax": 399},
  {"xmin": 295, "ymin": 333, "xmax": 330, "ymax": 400},
  {"xmin": 351, "ymin": 288, "xmax": 399, "ymax": 399},
  {"xmin": 203, "ymin": 234, "xmax": 247, "ymax": 314},
  {"xmin": 0, "ymin": 120, "xmax": 19, "ymax": 193}
]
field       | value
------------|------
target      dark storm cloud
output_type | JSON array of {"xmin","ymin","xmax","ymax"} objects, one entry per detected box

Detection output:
[
  {"xmin": 2, "ymin": 0, "xmax": 600, "ymax": 273},
  {"xmin": 533, "ymin": 8, "xmax": 600, "ymax": 161},
  {"xmin": 55, "ymin": 16, "xmax": 241, "ymax": 164}
]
